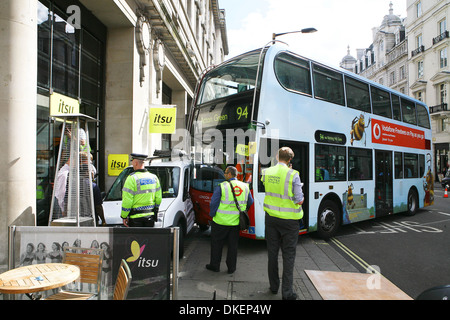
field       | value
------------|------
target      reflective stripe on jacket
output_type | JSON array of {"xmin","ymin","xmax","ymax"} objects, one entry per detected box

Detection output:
[
  {"xmin": 261, "ymin": 164, "xmax": 303, "ymax": 220},
  {"xmin": 213, "ymin": 180, "xmax": 250, "ymax": 226},
  {"xmin": 121, "ymin": 170, "xmax": 162, "ymax": 219}
]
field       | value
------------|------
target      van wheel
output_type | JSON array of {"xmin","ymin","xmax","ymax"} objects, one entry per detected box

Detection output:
[
  {"xmin": 405, "ymin": 189, "xmax": 418, "ymax": 216},
  {"xmin": 317, "ymin": 200, "xmax": 341, "ymax": 240}
]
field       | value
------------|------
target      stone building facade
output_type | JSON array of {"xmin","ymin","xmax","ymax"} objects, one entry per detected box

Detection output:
[{"xmin": 0, "ymin": 0, "xmax": 228, "ymax": 267}]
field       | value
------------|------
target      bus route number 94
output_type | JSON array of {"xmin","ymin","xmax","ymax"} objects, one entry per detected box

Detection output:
[{"xmin": 237, "ymin": 106, "xmax": 248, "ymax": 121}]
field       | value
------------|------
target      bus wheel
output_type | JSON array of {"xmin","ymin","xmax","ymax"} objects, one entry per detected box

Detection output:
[
  {"xmin": 405, "ymin": 189, "xmax": 418, "ymax": 216},
  {"xmin": 317, "ymin": 200, "xmax": 340, "ymax": 240}
]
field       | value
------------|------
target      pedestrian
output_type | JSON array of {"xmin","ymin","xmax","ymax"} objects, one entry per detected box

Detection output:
[
  {"xmin": 121, "ymin": 153, "xmax": 162, "ymax": 227},
  {"xmin": 206, "ymin": 166, "xmax": 253, "ymax": 274},
  {"xmin": 261, "ymin": 147, "xmax": 304, "ymax": 300}
]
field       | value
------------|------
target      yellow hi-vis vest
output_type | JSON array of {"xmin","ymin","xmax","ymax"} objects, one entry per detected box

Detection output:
[
  {"xmin": 214, "ymin": 180, "xmax": 250, "ymax": 226},
  {"xmin": 261, "ymin": 164, "xmax": 303, "ymax": 220},
  {"xmin": 121, "ymin": 170, "xmax": 162, "ymax": 219}
]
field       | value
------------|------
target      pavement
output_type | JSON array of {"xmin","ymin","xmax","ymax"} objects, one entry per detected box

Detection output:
[{"xmin": 177, "ymin": 228, "xmax": 360, "ymax": 300}]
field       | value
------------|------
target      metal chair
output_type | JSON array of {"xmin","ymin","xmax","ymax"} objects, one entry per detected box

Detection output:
[
  {"xmin": 113, "ymin": 259, "xmax": 132, "ymax": 300},
  {"xmin": 45, "ymin": 247, "xmax": 103, "ymax": 300}
]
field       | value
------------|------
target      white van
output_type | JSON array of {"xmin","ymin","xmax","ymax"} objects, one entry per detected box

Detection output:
[{"xmin": 102, "ymin": 159, "xmax": 195, "ymax": 255}]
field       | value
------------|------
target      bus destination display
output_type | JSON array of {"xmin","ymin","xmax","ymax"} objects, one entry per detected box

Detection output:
[{"xmin": 196, "ymin": 101, "xmax": 252, "ymax": 130}]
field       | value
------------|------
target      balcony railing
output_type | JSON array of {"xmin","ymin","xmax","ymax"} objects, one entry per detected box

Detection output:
[
  {"xmin": 430, "ymin": 103, "xmax": 449, "ymax": 114},
  {"xmin": 411, "ymin": 45, "xmax": 425, "ymax": 57},
  {"xmin": 433, "ymin": 31, "xmax": 450, "ymax": 45}
]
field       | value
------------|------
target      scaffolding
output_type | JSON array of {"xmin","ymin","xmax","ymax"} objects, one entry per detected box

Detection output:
[{"xmin": 48, "ymin": 114, "xmax": 99, "ymax": 227}]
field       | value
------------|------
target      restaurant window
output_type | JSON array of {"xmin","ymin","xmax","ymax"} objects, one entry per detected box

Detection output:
[{"xmin": 36, "ymin": 0, "xmax": 106, "ymax": 225}]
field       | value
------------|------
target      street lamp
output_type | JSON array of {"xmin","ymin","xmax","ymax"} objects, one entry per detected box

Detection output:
[{"xmin": 272, "ymin": 28, "xmax": 318, "ymax": 41}]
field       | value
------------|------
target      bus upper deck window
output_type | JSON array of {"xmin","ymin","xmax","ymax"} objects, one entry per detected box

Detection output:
[{"xmin": 274, "ymin": 53, "xmax": 312, "ymax": 96}]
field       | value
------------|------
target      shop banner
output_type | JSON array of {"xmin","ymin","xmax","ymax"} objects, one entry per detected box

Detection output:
[
  {"xmin": 149, "ymin": 106, "xmax": 177, "ymax": 134},
  {"xmin": 372, "ymin": 119, "xmax": 426, "ymax": 150},
  {"xmin": 50, "ymin": 92, "xmax": 80, "ymax": 116},
  {"xmin": 108, "ymin": 154, "xmax": 129, "ymax": 176},
  {"xmin": 112, "ymin": 228, "xmax": 172, "ymax": 300},
  {"xmin": 12, "ymin": 226, "xmax": 174, "ymax": 300}
]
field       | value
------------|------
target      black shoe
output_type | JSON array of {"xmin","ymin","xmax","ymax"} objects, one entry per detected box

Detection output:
[
  {"xmin": 282, "ymin": 293, "xmax": 297, "ymax": 300},
  {"xmin": 270, "ymin": 288, "xmax": 278, "ymax": 295},
  {"xmin": 206, "ymin": 264, "xmax": 220, "ymax": 272},
  {"xmin": 227, "ymin": 268, "xmax": 235, "ymax": 274}
]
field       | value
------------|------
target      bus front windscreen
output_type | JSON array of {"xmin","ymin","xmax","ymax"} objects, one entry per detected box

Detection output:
[{"xmin": 197, "ymin": 50, "xmax": 261, "ymax": 105}]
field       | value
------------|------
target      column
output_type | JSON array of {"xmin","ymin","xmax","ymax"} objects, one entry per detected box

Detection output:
[{"xmin": 0, "ymin": 0, "xmax": 37, "ymax": 266}]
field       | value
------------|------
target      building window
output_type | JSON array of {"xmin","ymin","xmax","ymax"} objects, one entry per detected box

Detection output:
[
  {"xmin": 440, "ymin": 48, "xmax": 448, "ymax": 68},
  {"xmin": 400, "ymin": 66, "xmax": 406, "ymax": 80},
  {"xmin": 416, "ymin": 91, "xmax": 423, "ymax": 101},
  {"xmin": 417, "ymin": 2, "xmax": 422, "ymax": 18},
  {"xmin": 416, "ymin": 34, "xmax": 423, "ymax": 48},
  {"xmin": 390, "ymin": 71, "xmax": 396, "ymax": 85},
  {"xmin": 418, "ymin": 60, "xmax": 424, "ymax": 78},
  {"xmin": 439, "ymin": 19, "xmax": 447, "ymax": 35},
  {"xmin": 440, "ymin": 83, "xmax": 447, "ymax": 104}
]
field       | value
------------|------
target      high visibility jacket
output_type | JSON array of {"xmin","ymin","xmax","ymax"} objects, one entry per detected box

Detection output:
[
  {"xmin": 261, "ymin": 164, "xmax": 303, "ymax": 220},
  {"xmin": 121, "ymin": 170, "xmax": 162, "ymax": 219},
  {"xmin": 214, "ymin": 180, "xmax": 250, "ymax": 226}
]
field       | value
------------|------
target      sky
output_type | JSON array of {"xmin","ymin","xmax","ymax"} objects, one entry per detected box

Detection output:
[{"xmin": 220, "ymin": 0, "xmax": 407, "ymax": 68}]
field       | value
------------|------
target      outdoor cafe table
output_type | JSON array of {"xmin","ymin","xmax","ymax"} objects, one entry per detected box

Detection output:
[{"xmin": 0, "ymin": 263, "xmax": 80, "ymax": 298}]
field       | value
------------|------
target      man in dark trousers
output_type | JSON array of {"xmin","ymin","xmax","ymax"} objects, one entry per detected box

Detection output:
[
  {"xmin": 261, "ymin": 147, "xmax": 304, "ymax": 300},
  {"xmin": 206, "ymin": 166, "xmax": 253, "ymax": 274}
]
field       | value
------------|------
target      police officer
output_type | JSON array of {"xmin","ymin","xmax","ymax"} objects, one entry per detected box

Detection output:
[
  {"xmin": 261, "ymin": 147, "xmax": 304, "ymax": 300},
  {"xmin": 121, "ymin": 153, "xmax": 162, "ymax": 227},
  {"xmin": 206, "ymin": 166, "xmax": 253, "ymax": 274}
]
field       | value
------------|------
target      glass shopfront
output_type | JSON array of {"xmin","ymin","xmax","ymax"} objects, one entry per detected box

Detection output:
[{"xmin": 37, "ymin": 0, "xmax": 106, "ymax": 225}]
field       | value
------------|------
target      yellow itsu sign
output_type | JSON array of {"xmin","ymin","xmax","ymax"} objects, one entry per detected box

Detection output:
[
  {"xmin": 108, "ymin": 154, "xmax": 129, "ymax": 176},
  {"xmin": 50, "ymin": 92, "xmax": 80, "ymax": 116},
  {"xmin": 149, "ymin": 106, "xmax": 177, "ymax": 134}
]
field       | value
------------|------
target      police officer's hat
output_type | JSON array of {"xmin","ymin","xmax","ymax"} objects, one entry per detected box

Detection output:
[{"xmin": 130, "ymin": 153, "xmax": 148, "ymax": 161}]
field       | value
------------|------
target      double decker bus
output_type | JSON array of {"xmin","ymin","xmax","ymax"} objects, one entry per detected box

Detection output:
[{"xmin": 188, "ymin": 42, "xmax": 434, "ymax": 240}]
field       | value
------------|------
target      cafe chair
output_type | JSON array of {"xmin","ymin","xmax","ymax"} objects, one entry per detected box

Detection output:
[
  {"xmin": 44, "ymin": 246, "xmax": 104, "ymax": 300},
  {"xmin": 113, "ymin": 259, "xmax": 132, "ymax": 300}
]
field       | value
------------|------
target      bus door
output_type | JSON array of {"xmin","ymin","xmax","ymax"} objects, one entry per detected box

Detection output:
[
  {"xmin": 259, "ymin": 139, "xmax": 309, "ymax": 230},
  {"xmin": 375, "ymin": 150, "xmax": 393, "ymax": 217}
]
